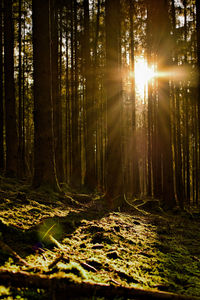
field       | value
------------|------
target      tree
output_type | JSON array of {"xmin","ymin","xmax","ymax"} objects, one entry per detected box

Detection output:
[
  {"xmin": 83, "ymin": 0, "xmax": 96, "ymax": 190},
  {"xmin": 70, "ymin": 0, "xmax": 82, "ymax": 188},
  {"xmin": 17, "ymin": 0, "xmax": 25, "ymax": 177},
  {"xmin": 196, "ymin": 0, "xmax": 200, "ymax": 205},
  {"xmin": 32, "ymin": 0, "xmax": 59, "ymax": 190},
  {"xmin": 171, "ymin": 0, "xmax": 184, "ymax": 208},
  {"xmin": 105, "ymin": 0, "xmax": 123, "ymax": 205},
  {"xmin": 0, "ymin": 0, "xmax": 4, "ymax": 170},
  {"xmin": 147, "ymin": 0, "xmax": 175, "ymax": 207},
  {"xmin": 156, "ymin": 0, "xmax": 175, "ymax": 207},
  {"xmin": 51, "ymin": 0, "xmax": 64, "ymax": 183},
  {"xmin": 129, "ymin": 0, "xmax": 140, "ymax": 196},
  {"xmin": 4, "ymin": 0, "xmax": 18, "ymax": 177}
]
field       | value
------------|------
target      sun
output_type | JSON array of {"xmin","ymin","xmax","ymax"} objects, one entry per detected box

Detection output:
[{"xmin": 131, "ymin": 57, "xmax": 156, "ymax": 99}]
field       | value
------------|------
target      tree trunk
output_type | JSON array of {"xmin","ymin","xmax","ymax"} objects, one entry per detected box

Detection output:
[
  {"xmin": 157, "ymin": 0, "xmax": 175, "ymax": 207},
  {"xmin": 58, "ymin": 6, "xmax": 64, "ymax": 182},
  {"xmin": 147, "ymin": 0, "xmax": 175, "ymax": 207},
  {"xmin": 105, "ymin": 0, "xmax": 123, "ymax": 205},
  {"xmin": 4, "ymin": 0, "xmax": 18, "ymax": 177},
  {"xmin": 147, "ymin": 0, "xmax": 162, "ymax": 198},
  {"xmin": 65, "ymin": 6, "xmax": 71, "ymax": 184},
  {"xmin": 171, "ymin": 0, "xmax": 184, "ymax": 208},
  {"xmin": 129, "ymin": 0, "xmax": 140, "ymax": 196},
  {"xmin": 71, "ymin": 0, "xmax": 82, "ymax": 188},
  {"xmin": 196, "ymin": 0, "xmax": 200, "ymax": 206},
  {"xmin": 32, "ymin": 0, "xmax": 59, "ymax": 190},
  {"xmin": 18, "ymin": 0, "xmax": 25, "ymax": 178},
  {"xmin": 0, "ymin": 0, "xmax": 4, "ymax": 170},
  {"xmin": 83, "ymin": 0, "xmax": 96, "ymax": 191}
]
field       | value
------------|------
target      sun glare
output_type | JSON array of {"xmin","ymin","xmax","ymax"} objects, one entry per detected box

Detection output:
[{"xmin": 133, "ymin": 57, "xmax": 156, "ymax": 100}]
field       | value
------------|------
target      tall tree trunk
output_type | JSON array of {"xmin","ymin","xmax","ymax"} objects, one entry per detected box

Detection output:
[
  {"xmin": 147, "ymin": 0, "xmax": 162, "ymax": 198},
  {"xmin": 93, "ymin": 0, "xmax": 101, "ymax": 189},
  {"xmin": 4, "ymin": 0, "xmax": 18, "ymax": 177},
  {"xmin": 183, "ymin": 0, "xmax": 190, "ymax": 205},
  {"xmin": 157, "ymin": 0, "xmax": 175, "ymax": 207},
  {"xmin": 58, "ymin": 6, "xmax": 64, "ymax": 182},
  {"xmin": 129, "ymin": 0, "xmax": 140, "ymax": 196},
  {"xmin": 0, "ymin": 0, "xmax": 4, "ymax": 170},
  {"xmin": 83, "ymin": 0, "xmax": 96, "ymax": 190},
  {"xmin": 51, "ymin": 0, "xmax": 64, "ymax": 183},
  {"xmin": 196, "ymin": 0, "xmax": 200, "ymax": 206},
  {"xmin": 146, "ymin": 5, "xmax": 152, "ymax": 196},
  {"xmin": 105, "ymin": 0, "xmax": 123, "ymax": 205},
  {"xmin": 148, "ymin": 0, "xmax": 175, "ymax": 207},
  {"xmin": 171, "ymin": 0, "xmax": 184, "ymax": 208},
  {"xmin": 65, "ymin": 7, "xmax": 71, "ymax": 184},
  {"xmin": 71, "ymin": 0, "xmax": 81, "ymax": 188},
  {"xmin": 18, "ymin": 0, "xmax": 25, "ymax": 177},
  {"xmin": 32, "ymin": 0, "xmax": 59, "ymax": 190}
]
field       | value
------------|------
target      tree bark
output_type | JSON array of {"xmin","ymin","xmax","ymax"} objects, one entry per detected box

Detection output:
[
  {"xmin": 83, "ymin": 0, "xmax": 96, "ymax": 191},
  {"xmin": 196, "ymin": 0, "xmax": 200, "ymax": 206},
  {"xmin": 0, "ymin": 0, "xmax": 4, "ymax": 170},
  {"xmin": 129, "ymin": 0, "xmax": 140, "ymax": 196},
  {"xmin": 157, "ymin": 0, "xmax": 175, "ymax": 207},
  {"xmin": 71, "ymin": 0, "xmax": 82, "ymax": 188},
  {"xmin": 0, "ymin": 269, "xmax": 198, "ymax": 300},
  {"xmin": 105, "ymin": 0, "xmax": 123, "ymax": 205},
  {"xmin": 18, "ymin": 0, "xmax": 25, "ymax": 178},
  {"xmin": 32, "ymin": 0, "xmax": 60, "ymax": 190},
  {"xmin": 171, "ymin": 0, "xmax": 184, "ymax": 208},
  {"xmin": 4, "ymin": 0, "xmax": 18, "ymax": 177}
]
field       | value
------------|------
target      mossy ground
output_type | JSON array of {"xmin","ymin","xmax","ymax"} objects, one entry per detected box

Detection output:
[{"xmin": 0, "ymin": 176, "xmax": 200, "ymax": 299}]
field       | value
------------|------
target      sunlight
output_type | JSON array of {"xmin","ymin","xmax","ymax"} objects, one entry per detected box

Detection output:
[{"xmin": 131, "ymin": 57, "xmax": 157, "ymax": 100}]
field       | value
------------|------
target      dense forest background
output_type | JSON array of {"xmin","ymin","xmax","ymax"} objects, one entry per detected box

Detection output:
[{"xmin": 0, "ymin": 0, "xmax": 200, "ymax": 210}]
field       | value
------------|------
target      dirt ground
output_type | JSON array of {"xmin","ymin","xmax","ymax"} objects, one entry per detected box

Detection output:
[{"xmin": 0, "ymin": 176, "xmax": 200, "ymax": 299}]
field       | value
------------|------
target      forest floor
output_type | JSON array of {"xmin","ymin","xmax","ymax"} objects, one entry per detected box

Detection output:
[{"xmin": 0, "ymin": 175, "xmax": 200, "ymax": 299}]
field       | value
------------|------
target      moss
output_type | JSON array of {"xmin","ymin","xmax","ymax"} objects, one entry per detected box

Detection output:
[
  {"xmin": 0, "ymin": 175, "xmax": 200, "ymax": 298},
  {"xmin": 56, "ymin": 262, "xmax": 88, "ymax": 279}
]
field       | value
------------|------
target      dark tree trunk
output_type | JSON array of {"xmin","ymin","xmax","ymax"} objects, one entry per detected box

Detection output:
[
  {"xmin": 157, "ymin": 0, "xmax": 175, "ymax": 207},
  {"xmin": 65, "ymin": 6, "xmax": 71, "ymax": 184},
  {"xmin": 171, "ymin": 0, "xmax": 184, "ymax": 208},
  {"xmin": 147, "ymin": 0, "xmax": 175, "ymax": 207},
  {"xmin": 147, "ymin": 0, "xmax": 162, "ymax": 198},
  {"xmin": 146, "ymin": 5, "xmax": 152, "ymax": 197},
  {"xmin": 51, "ymin": 0, "xmax": 64, "ymax": 183},
  {"xmin": 93, "ymin": 0, "xmax": 101, "ymax": 189},
  {"xmin": 196, "ymin": 0, "xmax": 200, "ymax": 206},
  {"xmin": 71, "ymin": 0, "xmax": 81, "ymax": 188},
  {"xmin": 18, "ymin": 0, "xmax": 25, "ymax": 177},
  {"xmin": 4, "ymin": 0, "xmax": 18, "ymax": 177},
  {"xmin": 32, "ymin": 0, "xmax": 59, "ymax": 190},
  {"xmin": 129, "ymin": 0, "xmax": 140, "ymax": 196},
  {"xmin": 58, "ymin": 6, "xmax": 64, "ymax": 182},
  {"xmin": 83, "ymin": 0, "xmax": 96, "ymax": 191},
  {"xmin": 105, "ymin": 0, "xmax": 123, "ymax": 205},
  {"xmin": 0, "ymin": 0, "xmax": 4, "ymax": 170}
]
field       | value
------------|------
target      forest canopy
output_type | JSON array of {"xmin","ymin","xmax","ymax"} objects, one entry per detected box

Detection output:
[{"xmin": 0, "ymin": 0, "xmax": 200, "ymax": 210}]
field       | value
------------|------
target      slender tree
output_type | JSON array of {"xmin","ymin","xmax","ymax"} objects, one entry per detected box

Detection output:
[
  {"xmin": 83, "ymin": 0, "xmax": 96, "ymax": 190},
  {"xmin": 32, "ymin": 0, "xmax": 59, "ymax": 190},
  {"xmin": 147, "ymin": 0, "xmax": 162, "ymax": 198},
  {"xmin": 129, "ymin": 0, "xmax": 140, "ymax": 196},
  {"xmin": 71, "ymin": 0, "xmax": 82, "ymax": 188},
  {"xmin": 51, "ymin": 0, "xmax": 64, "ymax": 183},
  {"xmin": 0, "ymin": 0, "xmax": 4, "ymax": 170},
  {"xmin": 157, "ymin": 0, "xmax": 175, "ymax": 207},
  {"xmin": 171, "ymin": 0, "xmax": 184, "ymax": 208},
  {"xmin": 105, "ymin": 0, "xmax": 123, "ymax": 205},
  {"xmin": 4, "ymin": 0, "xmax": 18, "ymax": 177},
  {"xmin": 18, "ymin": 0, "xmax": 25, "ymax": 177},
  {"xmin": 196, "ymin": 0, "xmax": 200, "ymax": 206}
]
